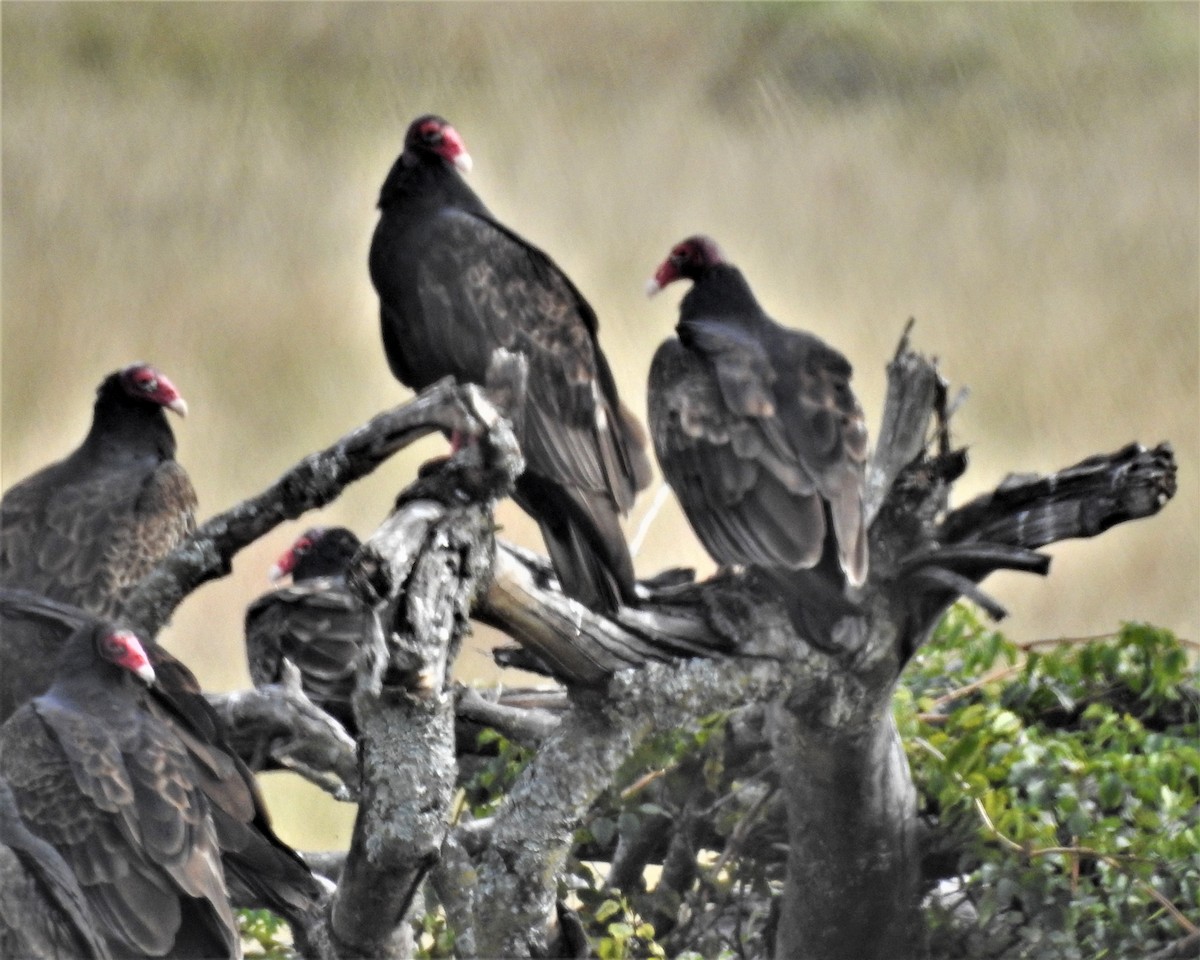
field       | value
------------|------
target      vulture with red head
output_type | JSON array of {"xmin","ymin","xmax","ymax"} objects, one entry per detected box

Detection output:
[
  {"xmin": 0, "ymin": 362, "xmax": 196, "ymax": 619},
  {"xmin": 0, "ymin": 620, "xmax": 240, "ymax": 958},
  {"xmin": 245, "ymin": 526, "xmax": 369, "ymax": 734},
  {"xmin": 368, "ymin": 114, "xmax": 651, "ymax": 614},
  {"xmin": 646, "ymin": 236, "xmax": 869, "ymax": 609},
  {"xmin": 0, "ymin": 589, "xmax": 326, "ymax": 940}
]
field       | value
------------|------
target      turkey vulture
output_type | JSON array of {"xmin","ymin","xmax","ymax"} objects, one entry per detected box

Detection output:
[
  {"xmin": 0, "ymin": 588, "xmax": 326, "ymax": 939},
  {"xmin": 646, "ymin": 235, "xmax": 869, "ymax": 595},
  {"xmin": 0, "ymin": 362, "xmax": 197, "ymax": 619},
  {"xmin": 245, "ymin": 526, "xmax": 369, "ymax": 734},
  {"xmin": 369, "ymin": 114, "xmax": 652, "ymax": 613},
  {"xmin": 0, "ymin": 773, "xmax": 112, "ymax": 960},
  {"xmin": 0, "ymin": 620, "xmax": 241, "ymax": 958}
]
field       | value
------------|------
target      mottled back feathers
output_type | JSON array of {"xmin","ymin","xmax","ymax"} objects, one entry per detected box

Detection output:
[
  {"xmin": 647, "ymin": 236, "xmax": 868, "ymax": 588},
  {"xmin": 0, "ymin": 364, "xmax": 197, "ymax": 620}
]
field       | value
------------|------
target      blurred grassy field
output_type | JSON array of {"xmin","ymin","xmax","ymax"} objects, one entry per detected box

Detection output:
[{"xmin": 3, "ymin": 3, "xmax": 1196, "ymax": 851}]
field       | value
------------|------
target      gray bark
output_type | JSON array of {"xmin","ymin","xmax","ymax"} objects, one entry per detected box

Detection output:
[
  {"xmin": 471, "ymin": 657, "xmax": 788, "ymax": 957},
  {"xmin": 772, "ymin": 702, "xmax": 921, "ymax": 959},
  {"xmin": 327, "ymin": 395, "xmax": 522, "ymax": 958},
  {"xmin": 208, "ymin": 660, "xmax": 360, "ymax": 800}
]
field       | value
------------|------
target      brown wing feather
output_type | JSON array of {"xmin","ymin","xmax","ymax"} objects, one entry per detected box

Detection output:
[
  {"xmin": 412, "ymin": 210, "xmax": 646, "ymax": 509},
  {"xmin": 0, "ymin": 701, "xmax": 237, "ymax": 957},
  {"xmin": 651, "ymin": 317, "xmax": 869, "ymax": 585},
  {"xmin": 772, "ymin": 333, "xmax": 869, "ymax": 585},
  {"xmin": 0, "ymin": 590, "xmax": 323, "ymax": 932},
  {"xmin": 0, "ymin": 773, "xmax": 112, "ymax": 960},
  {"xmin": 244, "ymin": 580, "xmax": 369, "ymax": 730},
  {"xmin": 0, "ymin": 460, "xmax": 196, "ymax": 619},
  {"xmin": 650, "ymin": 337, "xmax": 830, "ymax": 570}
]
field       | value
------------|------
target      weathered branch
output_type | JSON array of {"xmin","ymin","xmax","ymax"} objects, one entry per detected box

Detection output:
[
  {"xmin": 428, "ymin": 829, "xmax": 479, "ymax": 959},
  {"xmin": 455, "ymin": 684, "xmax": 561, "ymax": 748},
  {"xmin": 478, "ymin": 543, "xmax": 735, "ymax": 687},
  {"xmin": 941, "ymin": 441, "xmax": 1177, "ymax": 549},
  {"xmin": 208, "ymin": 660, "xmax": 359, "ymax": 800},
  {"xmin": 120, "ymin": 378, "xmax": 489, "ymax": 639},
  {"xmin": 464, "ymin": 551, "xmax": 804, "ymax": 954},
  {"xmin": 326, "ymin": 394, "xmax": 523, "ymax": 959},
  {"xmin": 470, "ymin": 654, "xmax": 789, "ymax": 957},
  {"xmin": 864, "ymin": 318, "xmax": 947, "ymax": 525}
]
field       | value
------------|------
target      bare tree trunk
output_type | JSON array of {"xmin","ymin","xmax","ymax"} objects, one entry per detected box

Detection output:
[
  {"xmin": 328, "ymin": 408, "xmax": 523, "ymax": 958},
  {"xmin": 772, "ymin": 705, "xmax": 922, "ymax": 959},
  {"xmin": 760, "ymin": 332, "xmax": 1176, "ymax": 960}
]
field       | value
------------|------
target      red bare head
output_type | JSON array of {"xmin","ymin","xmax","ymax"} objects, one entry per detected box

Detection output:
[
  {"xmin": 117, "ymin": 363, "xmax": 188, "ymax": 417},
  {"xmin": 268, "ymin": 526, "xmax": 328, "ymax": 583},
  {"xmin": 404, "ymin": 115, "xmax": 473, "ymax": 174},
  {"xmin": 97, "ymin": 628, "xmax": 156, "ymax": 685},
  {"xmin": 645, "ymin": 235, "xmax": 727, "ymax": 297}
]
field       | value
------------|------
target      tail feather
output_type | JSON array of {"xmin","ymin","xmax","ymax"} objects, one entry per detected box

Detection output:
[{"xmin": 515, "ymin": 475, "xmax": 637, "ymax": 614}]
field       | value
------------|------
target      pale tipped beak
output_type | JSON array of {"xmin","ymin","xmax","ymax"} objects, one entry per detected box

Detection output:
[
  {"xmin": 135, "ymin": 662, "xmax": 157, "ymax": 685},
  {"xmin": 166, "ymin": 397, "xmax": 189, "ymax": 418},
  {"xmin": 645, "ymin": 277, "xmax": 662, "ymax": 297},
  {"xmin": 268, "ymin": 563, "xmax": 287, "ymax": 583},
  {"xmin": 453, "ymin": 151, "xmax": 474, "ymax": 174}
]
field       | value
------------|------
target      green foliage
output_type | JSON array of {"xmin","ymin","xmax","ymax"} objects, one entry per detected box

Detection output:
[
  {"xmin": 572, "ymin": 878, "xmax": 666, "ymax": 960},
  {"xmin": 902, "ymin": 605, "xmax": 1199, "ymax": 958},
  {"xmin": 237, "ymin": 908, "xmax": 294, "ymax": 959},
  {"xmin": 414, "ymin": 909, "xmax": 457, "ymax": 959},
  {"xmin": 461, "ymin": 726, "xmax": 533, "ymax": 817}
]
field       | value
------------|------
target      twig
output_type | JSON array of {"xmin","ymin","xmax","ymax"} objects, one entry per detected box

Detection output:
[
  {"xmin": 1019, "ymin": 632, "xmax": 1200, "ymax": 651},
  {"xmin": 629, "ymin": 483, "xmax": 673, "ymax": 559},
  {"xmin": 455, "ymin": 685, "xmax": 561, "ymax": 748},
  {"xmin": 619, "ymin": 767, "xmax": 671, "ymax": 801},
  {"xmin": 926, "ymin": 663, "xmax": 1026, "ymax": 709},
  {"xmin": 207, "ymin": 660, "xmax": 359, "ymax": 801}
]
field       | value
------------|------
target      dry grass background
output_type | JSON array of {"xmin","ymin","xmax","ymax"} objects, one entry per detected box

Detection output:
[{"xmin": 3, "ymin": 3, "xmax": 1196, "ymax": 851}]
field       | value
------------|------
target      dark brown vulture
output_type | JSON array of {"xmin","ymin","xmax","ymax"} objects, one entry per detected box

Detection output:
[
  {"xmin": 245, "ymin": 526, "xmax": 369, "ymax": 734},
  {"xmin": 0, "ymin": 589, "xmax": 326, "ymax": 939},
  {"xmin": 368, "ymin": 114, "xmax": 652, "ymax": 613},
  {"xmin": 0, "ymin": 362, "xmax": 197, "ymax": 619},
  {"xmin": 646, "ymin": 235, "xmax": 869, "ymax": 601},
  {"xmin": 0, "ymin": 773, "xmax": 113, "ymax": 960},
  {"xmin": 0, "ymin": 620, "xmax": 241, "ymax": 958}
]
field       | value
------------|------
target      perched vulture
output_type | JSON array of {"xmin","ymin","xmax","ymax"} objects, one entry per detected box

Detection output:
[
  {"xmin": 0, "ymin": 620, "xmax": 241, "ymax": 958},
  {"xmin": 646, "ymin": 235, "xmax": 869, "ymax": 596},
  {"xmin": 245, "ymin": 526, "xmax": 369, "ymax": 734},
  {"xmin": 0, "ymin": 589, "xmax": 326, "ymax": 938},
  {"xmin": 0, "ymin": 362, "xmax": 196, "ymax": 619},
  {"xmin": 0, "ymin": 774, "xmax": 112, "ymax": 960},
  {"xmin": 369, "ymin": 114, "xmax": 652, "ymax": 613}
]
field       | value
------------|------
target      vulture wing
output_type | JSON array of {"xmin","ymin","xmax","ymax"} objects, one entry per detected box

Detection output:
[
  {"xmin": 0, "ymin": 678, "xmax": 238, "ymax": 956},
  {"xmin": 0, "ymin": 589, "xmax": 325, "ymax": 934},
  {"xmin": 0, "ymin": 774, "xmax": 112, "ymax": 960},
  {"xmin": 245, "ymin": 579, "xmax": 368, "ymax": 734}
]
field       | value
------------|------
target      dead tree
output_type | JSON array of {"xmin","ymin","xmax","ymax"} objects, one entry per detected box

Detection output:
[{"xmin": 120, "ymin": 328, "xmax": 1177, "ymax": 959}]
